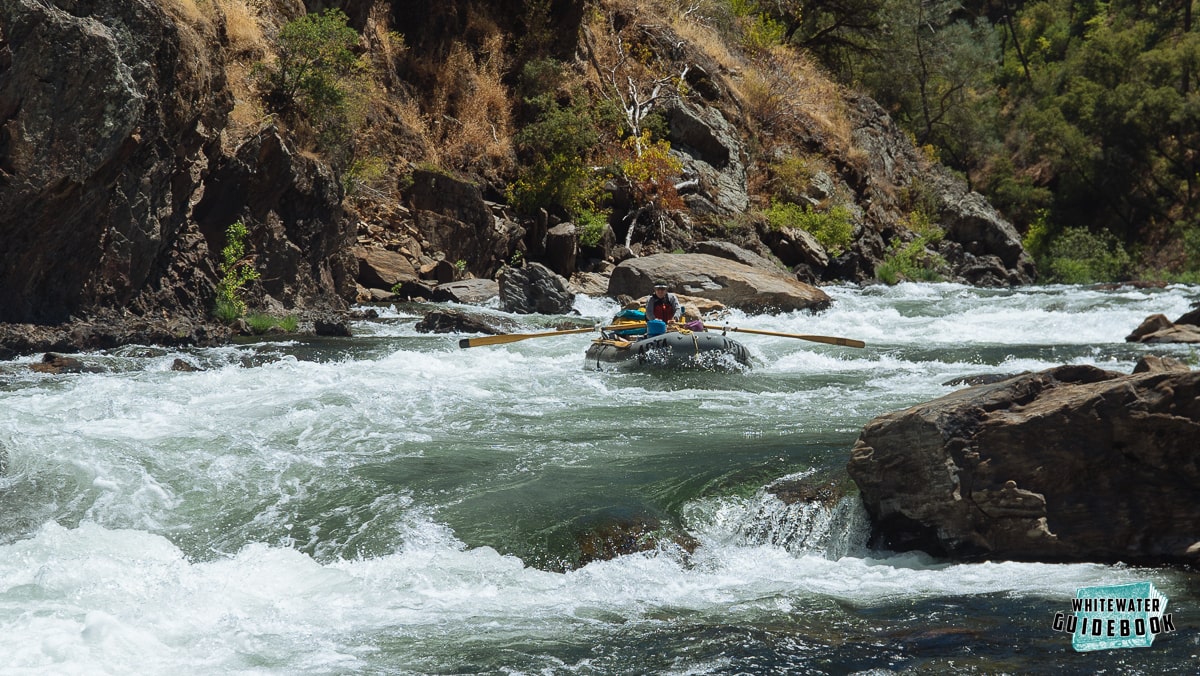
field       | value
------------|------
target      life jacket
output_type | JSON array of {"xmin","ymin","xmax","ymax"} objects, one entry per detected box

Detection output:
[{"xmin": 650, "ymin": 296, "xmax": 675, "ymax": 321}]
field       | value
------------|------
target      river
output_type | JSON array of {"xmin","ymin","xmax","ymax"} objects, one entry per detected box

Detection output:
[{"xmin": 0, "ymin": 283, "xmax": 1196, "ymax": 673}]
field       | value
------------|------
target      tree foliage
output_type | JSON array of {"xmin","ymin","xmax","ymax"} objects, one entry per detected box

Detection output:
[
  {"xmin": 821, "ymin": 0, "xmax": 1200, "ymax": 278},
  {"xmin": 256, "ymin": 9, "xmax": 364, "ymax": 147}
]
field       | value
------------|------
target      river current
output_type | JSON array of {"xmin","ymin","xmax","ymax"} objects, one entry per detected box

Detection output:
[{"xmin": 0, "ymin": 283, "xmax": 1197, "ymax": 674}]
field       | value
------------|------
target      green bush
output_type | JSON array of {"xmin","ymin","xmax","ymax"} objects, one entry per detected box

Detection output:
[
  {"xmin": 769, "ymin": 156, "xmax": 817, "ymax": 205},
  {"xmin": 765, "ymin": 200, "xmax": 854, "ymax": 255},
  {"xmin": 577, "ymin": 209, "xmax": 609, "ymax": 248},
  {"xmin": 876, "ymin": 237, "xmax": 947, "ymax": 284},
  {"xmin": 214, "ymin": 221, "xmax": 260, "ymax": 322},
  {"xmin": 507, "ymin": 60, "xmax": 611, "ymax": 218},
  {"xmin": 1041, "ymin": 227, "xmax": 1130, "ymax": 283},
  {"xmin": 256, "ymin": 9, "xmax": 363, "ymax": 146}
]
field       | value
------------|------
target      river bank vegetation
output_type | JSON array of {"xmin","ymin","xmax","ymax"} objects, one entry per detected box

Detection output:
[
  {"xmin": 766, "ymin": 0, "xmax": 1200, "ymax": 282},
  {"xmin": 246, "ymin": 0, "xmax": 1196, "ymax": 285}
]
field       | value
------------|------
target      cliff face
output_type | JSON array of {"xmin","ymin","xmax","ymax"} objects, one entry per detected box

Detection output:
[
  {"xmin": 0, "ymin": 0, "xmax": 353, "ymax": 326},
  {"xmin": 0, "ymin": 0, "xmax": 1031, "ymax": 339}
]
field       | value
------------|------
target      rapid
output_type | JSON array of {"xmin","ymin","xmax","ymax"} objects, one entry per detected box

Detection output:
[{"xmin": 0, "ymin": 283, "xmax": 1196, "ymax": 674}]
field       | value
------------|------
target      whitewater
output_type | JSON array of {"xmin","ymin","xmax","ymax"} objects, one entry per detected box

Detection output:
[{"xmin": 0, "ymin": 283, "xmax": 1196, "ymax": 674}]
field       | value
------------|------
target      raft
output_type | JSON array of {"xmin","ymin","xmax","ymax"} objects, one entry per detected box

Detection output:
[{"xmin": 585, "ymin": 331, "xmax": 752, "ymax": 370}]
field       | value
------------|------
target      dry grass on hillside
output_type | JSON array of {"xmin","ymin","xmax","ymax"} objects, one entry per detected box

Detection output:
[
  {"xmin": 156, "ymin": 0, "xmax": 208, "ymax": 25},
  {"xmin": 402, "ymin": 31, "xmax": 515, "ymax": 177},
  {"xmin": 589, "ymin": 0, "xmax": 853, "ymax": 159},
  {"xmin": 217, "ymin": 0, "xmax": 266, "ymax": 57}
]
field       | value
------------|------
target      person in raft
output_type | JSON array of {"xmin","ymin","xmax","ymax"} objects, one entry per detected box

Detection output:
[{"xmin": 646, "ymin": 280, "xmax": 682, "ymax": 325}]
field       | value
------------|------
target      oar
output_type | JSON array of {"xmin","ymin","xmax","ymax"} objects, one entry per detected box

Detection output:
[
  {"xmin": 458, "ymin": 322, "xmax": 647, "ymax": 349},
  {"xmin": 702, "ymin": 324, "xmax": 866, "ymax": 348}
]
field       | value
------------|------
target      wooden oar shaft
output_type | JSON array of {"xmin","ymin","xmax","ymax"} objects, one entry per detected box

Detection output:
[
  {"xmin": 458, "ymin": 326, "xmax": 595, "ymax": 348},
  {"xmin": 702, "ymin": 324, "xmax": 866, "ymax": 348},
  {"xmin": 458, "ymin": 323, "xmax": 647, "ymax": 348}
]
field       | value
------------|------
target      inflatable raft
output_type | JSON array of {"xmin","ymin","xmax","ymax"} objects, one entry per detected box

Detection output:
[{"xmin": 585, "ymin": 331, "xmax": 752, "ymax": 370}]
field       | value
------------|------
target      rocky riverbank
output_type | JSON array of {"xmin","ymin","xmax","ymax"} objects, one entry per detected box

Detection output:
[{"xmin": 1, "ymin": 0, "xmax": 1037, "ymax": 360}]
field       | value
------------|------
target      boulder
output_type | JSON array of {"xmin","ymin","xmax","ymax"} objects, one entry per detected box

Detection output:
[
  {"xmin": 569, "ymin": 272, "xmax": 610, "ymax": 297},
  {"xmin": 415, "ymin": 308, "xmax": 521, "ymax": 335},
  {"xmin": 1132, "ymin": 355, "xmax": 1190, "ymax": 374},
  {"xmin": 1174, "ymin": 308, "xmax": 1200, "ymax": 327},
  {"xmin": 607, "ymin": 253, "xmax": 831, "ymax": 313},
  {"xmin": 171, "ymin": 358, "xmax": 201, "ymax": 372},
  {"xmin": 498, "ymin": 263, "xmax": 576, "ymax": 315},
  {"xmin": 847, "ymin": 365, "xmax": 1200, "ymax": 565},
  {"xmin": 1126, "ymin": 313, "xmax": 1173, "ymax": 341},
  {"xmin": 355, "ymin": 247, "xmax": 418, "ymax": 291},
  {"xmin": 312, "ymin": 315, "xmax": 352, "ymax": 337},
  {"xmin": 572, "ymin": 510, "xmax": 698, "ymax": 568},
  {"xmin": 432, "ymin": 279, "xmax": 500, "ymax": 305},
  {"xmin": 690, "ymin": 241, "xmax": 784, "ymax": 272},
  {"xmin": 29, "ymin": 353, "xmax": 103, "ymax": 374},
  {"xmin": 759, "ymin": 226, "xmax": 830, "ymax": 271},
  {"xmin": 1127, "ymin": 313, "xmax": 1200, "ymax": 343},
  {"xmin": 545, "ymin": 222, "xmax": 578, "ymax": 277}
]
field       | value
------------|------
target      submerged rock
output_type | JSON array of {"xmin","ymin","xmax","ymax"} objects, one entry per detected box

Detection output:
[
  {"xmin": 30, "ymin": 353, "xmax": 103, "ymax": 374},
  {"xmin": 848, "ymin": 365, "xmax": 1200, "ymax": 565},
  {"xmin": 415, "ymin": 309, "xmax": 521, "ymax": 335},
  {"xmin": 573, "ymin": 511, "xmax": 698, "ymax": 568}
]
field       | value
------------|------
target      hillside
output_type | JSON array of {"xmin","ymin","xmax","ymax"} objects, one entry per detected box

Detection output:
[{"xmin": 0, "ymin": 0, "xmax": 1034, "ymax": 352}]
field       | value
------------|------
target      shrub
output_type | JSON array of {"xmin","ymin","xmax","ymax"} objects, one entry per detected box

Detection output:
[
  {"xmin": 507, "ymin": 59, "xmax": 612, "ymax": 218},
  {"xmin": 1041, "ymin": 227, "xmax": 1130, "ymax": 283},
  {"xmin": 769, "ymin": 156, "xmax": 816, "ymax": 204},
  {"xmin": 342, "ymin": 156, "xmax": 389, "ymax": 196},
  {"xmin": 876, "ymin": 237, "xmax": 947, "ymax": 284},
  {"xmin": 619, "ymin": 132, "xmax": 684, "ymax": 213},
  {"xmin": 255, "ymin": 9, "xmax": 363, "ymax": 145},
  {"xmin": 765, "ymin": 200, "xmax": 854, "ymax": 255},
  {"xmin": 214, "ymin": 221, "xmax": 260, "ymax": 321},
  {"xmin": 577, "ymin": 209, "xmax": 610, "ymax": 248}
]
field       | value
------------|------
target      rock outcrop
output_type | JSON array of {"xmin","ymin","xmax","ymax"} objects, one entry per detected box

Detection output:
[
  {"xmin": 408, "ymin": 169, "xmax": 525, "ymax": 280},
  {"xmin": 847, "ymin": 365, "xmax": 1200, "ymax": 565},
  {"xmin": 498, "ymin": 263, "xmax": 576, "ymax": 315},
  {"xmin": 608, "ymin": 253, "xmax": 830, "ymax": 313},
  {"xmin": 0, "ymin": 0, "xmax": 233, "ymax": 324},
  {"xmin": 0, "ymin": 0, "xmax": 354, "ymax": 351},
  {"xmin": 843, "ymin": 94, "xmax": 1037, "ymax": 286}
]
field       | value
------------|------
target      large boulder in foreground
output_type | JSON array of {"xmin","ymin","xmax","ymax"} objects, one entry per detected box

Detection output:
[
  {"xmin": 608, "ymin": 253, "xmax": 830, "ymax": 313},
  {"xmin": 847, "ymin": 365, "xmax": 1200, "ymax": 565}
]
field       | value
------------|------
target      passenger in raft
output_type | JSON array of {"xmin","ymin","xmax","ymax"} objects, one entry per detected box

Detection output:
[{"xmin": 646, "ymin": 280, "xmax": 682, "ymax": 326}]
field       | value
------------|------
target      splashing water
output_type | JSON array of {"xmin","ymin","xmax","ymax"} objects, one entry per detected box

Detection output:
[{"xmin": 1, "ymin": 283, "xmax": 1197, "ymax": 673}]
